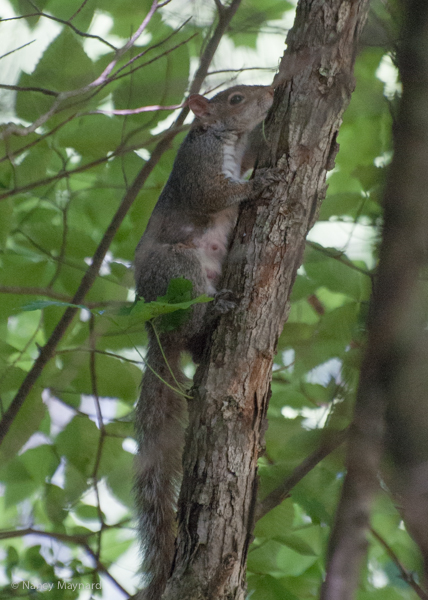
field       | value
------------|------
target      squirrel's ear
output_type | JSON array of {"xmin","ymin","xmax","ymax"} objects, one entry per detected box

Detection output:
[{"xmin": 187, "ymin": 94, "xmax": 210, "ymax": 118}]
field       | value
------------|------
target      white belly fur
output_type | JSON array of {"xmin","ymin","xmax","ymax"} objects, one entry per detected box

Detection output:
[{"xmin": 195, "ymin": 206, "xmax": 238, "ymax": 295}]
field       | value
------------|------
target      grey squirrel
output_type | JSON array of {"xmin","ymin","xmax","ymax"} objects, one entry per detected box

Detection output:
[{"xmin": 134, "ymin": 84, "xmax": 274, "ymax": 600}]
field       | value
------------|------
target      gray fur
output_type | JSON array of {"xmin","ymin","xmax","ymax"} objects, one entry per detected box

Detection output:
[{"xmin": 134, "ymin": 85, "xmax": 274, "ymax": 599}]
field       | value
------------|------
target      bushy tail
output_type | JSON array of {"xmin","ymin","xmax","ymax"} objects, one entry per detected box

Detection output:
[{"xmin": 135, "ymin": 336, "xmax": 185, "ymax": 600}]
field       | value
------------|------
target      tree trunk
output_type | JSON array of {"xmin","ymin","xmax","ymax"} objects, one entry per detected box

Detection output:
[{"xmin": 163, "ymin": 1, "xmax": 370, "ymax": 598}]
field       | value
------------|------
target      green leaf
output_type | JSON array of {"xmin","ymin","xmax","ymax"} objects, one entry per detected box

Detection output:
[
  {"xmin": 23, "ymin": 545, "xmax": 49, "ymax": 572},
  {"xmin": 14, "ymin": 140, "xmax": 52, "ymax": 187},
  {"xmin": 247, "ymin": 574, "xmax": 298, "ymax": 600},
  {"xmin": 15, "ymin": 28, "xmax": 96, "ymax": 122},
  {"xmin": 319, "ymin": 192, "xmax": 381, "ymax": 221},
  {"xmin": 120, "ymin": 278, "xmax": 212, "ymax": 332},
  {"xmin": 53, "ymin": 351, "xmax": 141, "ymax": 403},
  {"xmin": 6, "ymin": 546, "xmax": 19, "ymax": 579},
  {"xmin": 291, "ymin": 484, "xmax": 332, "ymax": 526},
  {"xmin": 276, "ymin": 532, "xmax": 317, "ymax": 556},
  {"xmin": 254, "ymin": 500, "xmax": 294, "ymax": 540},
  {"xmin": 8, "ymin": 0, "xmax": 50, "ymax": 26},
  {"xmin": 62, "ymin": 462, "xmax": 90, "ymax": 504},
  {"xmin": 105, "ymin": 448, "xmax": 133, "ymax": 507},
  {"xmin": 55, "ymin": 416, "xmax": 99, "ymax": 475},
  {"xmin": 275, "ymin": 543, "xmax": 319, "ymax": 577},
  {"xmin": 0, "ymin": 199, "xmax": 13, "ymax": 249},
  {"xmin": 57, "ymin": 115, "xmax": 125, "ymax": 159},
  {"xmin": 247, "ymin": 540, "xmax": 282, "ymax": 575},
  {"xmin": 45, "ymin": 483, "xmax": 67, "ymax": 524},
  {"xmin": 74, "ymin": 503, "xmax": 104, "ymax": 522},
  {"xmin": 20, "ymin": 445, "xmax": 59, "ymax": 484},
  {"xmin": 304, "ymin": 243, "xmax": 371, "ymax": 301},
  {"xmin": 99, "ymin": 528, "xmax": 134, "ymax": 563},
  {"xmin": 0, "ymin": 390, "xmax": 46, "ymax": 463},
  {"xmin": 0, "ymin": 458, "xmax": 36, "ymax": 506}
]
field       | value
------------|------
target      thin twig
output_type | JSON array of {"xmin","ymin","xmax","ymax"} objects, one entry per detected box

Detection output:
[
  {"xmin": 0, "ymin": 286, "xmax": 71, "ymax": 301},
  {"xmin": 89, "ymin": 103, "xmax": 182, "ymax": 116},
  {"xmin": 0, "ymin": 83, "xmax": 58, "ymax": 96},
  {"xmin": 69, "ymin": 0, "xmax": 90, "ymax": 22},
  {"xmin": 108, "ymin": 17, "xmax": 192, "ymax": 81},
  {"xmin": 0, "ymin": 40, "xmax": 35, "ymax": 61},
  {"xmin": 370, "ymin": 528, "xmax": 428, "ymax": 600},
  {"xmin": 0, "ymin": 13, "xmax": 117, "ymax": 51},
  {"xmin": 89, "ymin": 315, "xmax": 106, "ymax": 562},
  {"xmin": 306, "ymin": 240, "xmax": 374, "ymax": 278},
  {"xmin": 57, "ymin": 347, "xmax": 142, "ymax": 365}
]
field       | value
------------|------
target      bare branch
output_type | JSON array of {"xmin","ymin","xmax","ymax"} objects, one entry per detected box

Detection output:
[
  {"xmin": 213, "ymin": 0, "xmax": 225, "ymax": 15},
  {"xmin": 57, "ymin": 347, "xmax": 142, "ymax": 365},
  {"xmin": 370, "ymin": 528, "xmax": 428, "ymax": 600},
  {"xmin": 207, "ymin": 66, "xmax": 274, "ymax": 76},
  {"xmin": 0, "ymin": 40, "xmax": 35, "ymax": 61},
  {"xmin": 188, "ymin": 0, "xmax": 243, "ymax": 96},
  {"xmin": 306, "ymin": 240, "xmax": 374, "ymax": 278},
  {"xmin": 0, "ymin": 113, "xmax": 77, "ymax": 165},
  {"xmin": 0, "ymin": 12, "xmax": 117, "ymax": 51},
  {"xmin": 81, "ymin": 541, "xmax": 130, "ymax": 597},
  {"xmin": 0, "ymin": 286, "xmax": 70, "ymax": 301},
  {"xmin": 0, "ymin": 83, "xmax": 58, "ymax": 96},
  {"xmin": 98, "ymin": 33, "xmax": 198, "ymax": 87},
  {"xmin": 89, "ymin": 103, "xmax": 182, "ymax": 116},
  {"xmin": 69, "ymin": 0, "xmax": 90, "ymax": 22},
  {"xmin": 109, "ymin": 17, "xmax": 192, "ymax": 81}
]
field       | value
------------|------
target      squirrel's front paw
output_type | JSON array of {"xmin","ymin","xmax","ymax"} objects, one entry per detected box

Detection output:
[
  {"xmin": 252, "ymin": 166, "xmax": 285, "ymax": 197},
  {"xmin": 213, "ymin": 289, "xmax": 237, "ymax": 315},
  {"xmin": 251, "ymin": 167, "xmax": 270, "ymax": 197}
]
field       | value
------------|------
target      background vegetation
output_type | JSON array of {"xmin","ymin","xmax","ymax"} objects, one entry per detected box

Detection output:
[{"xmin": 0, "ymin": 0, "xmax": 423, "ymax": 599}]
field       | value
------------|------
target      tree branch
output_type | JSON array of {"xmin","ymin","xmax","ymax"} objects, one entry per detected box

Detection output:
[
  {"xmin": 370, "ymin": 528, "xmax": 428, "ymax": 600},
  {"xmin": 1, "ymin": 11, "xmax": 117, "ymax": 51},
  {"xmin": 0, "ymin": 286, "xmax": 70, "ymax": 301},
  {"xmin": 256, "ymin": 428, "xmax": 348, "ymax": 521}
]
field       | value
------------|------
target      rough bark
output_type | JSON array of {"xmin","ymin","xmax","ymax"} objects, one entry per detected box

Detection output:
[
  {"xmin": 321, "ymin": 1, "xmax": 428, "ymax": 598},
  {"xmin": 163, "ymin": 1, "xmax": 370, "ymax": 599}
]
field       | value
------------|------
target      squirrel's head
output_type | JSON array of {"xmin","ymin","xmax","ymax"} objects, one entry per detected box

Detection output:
[{"xmin": 187, "ymin": 85, "xmax": 274, "ymax": 133}]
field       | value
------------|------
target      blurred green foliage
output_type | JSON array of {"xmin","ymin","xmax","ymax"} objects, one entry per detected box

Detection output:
[{"xmin": 0, "ymin": 0, "xmax": 422, "ymax": 599}]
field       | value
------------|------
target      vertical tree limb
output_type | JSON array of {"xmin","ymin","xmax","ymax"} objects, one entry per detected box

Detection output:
[
  {"xmin": 164, "ymin": 2, "xmax": 370, "ymax": 599},
  {"xmin": 321, "ymin": 1, "xmax": 428, "ymax": 598}
]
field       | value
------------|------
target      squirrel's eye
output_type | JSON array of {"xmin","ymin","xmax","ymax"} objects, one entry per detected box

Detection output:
[{"xmin": 230, "ymin": 94, "xmax": 244, "ymax": 105}]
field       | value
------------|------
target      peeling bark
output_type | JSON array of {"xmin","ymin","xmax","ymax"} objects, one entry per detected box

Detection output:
[{"xmin": 163, "ymin": 2, "xmax": 370, "ymax": 599}]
